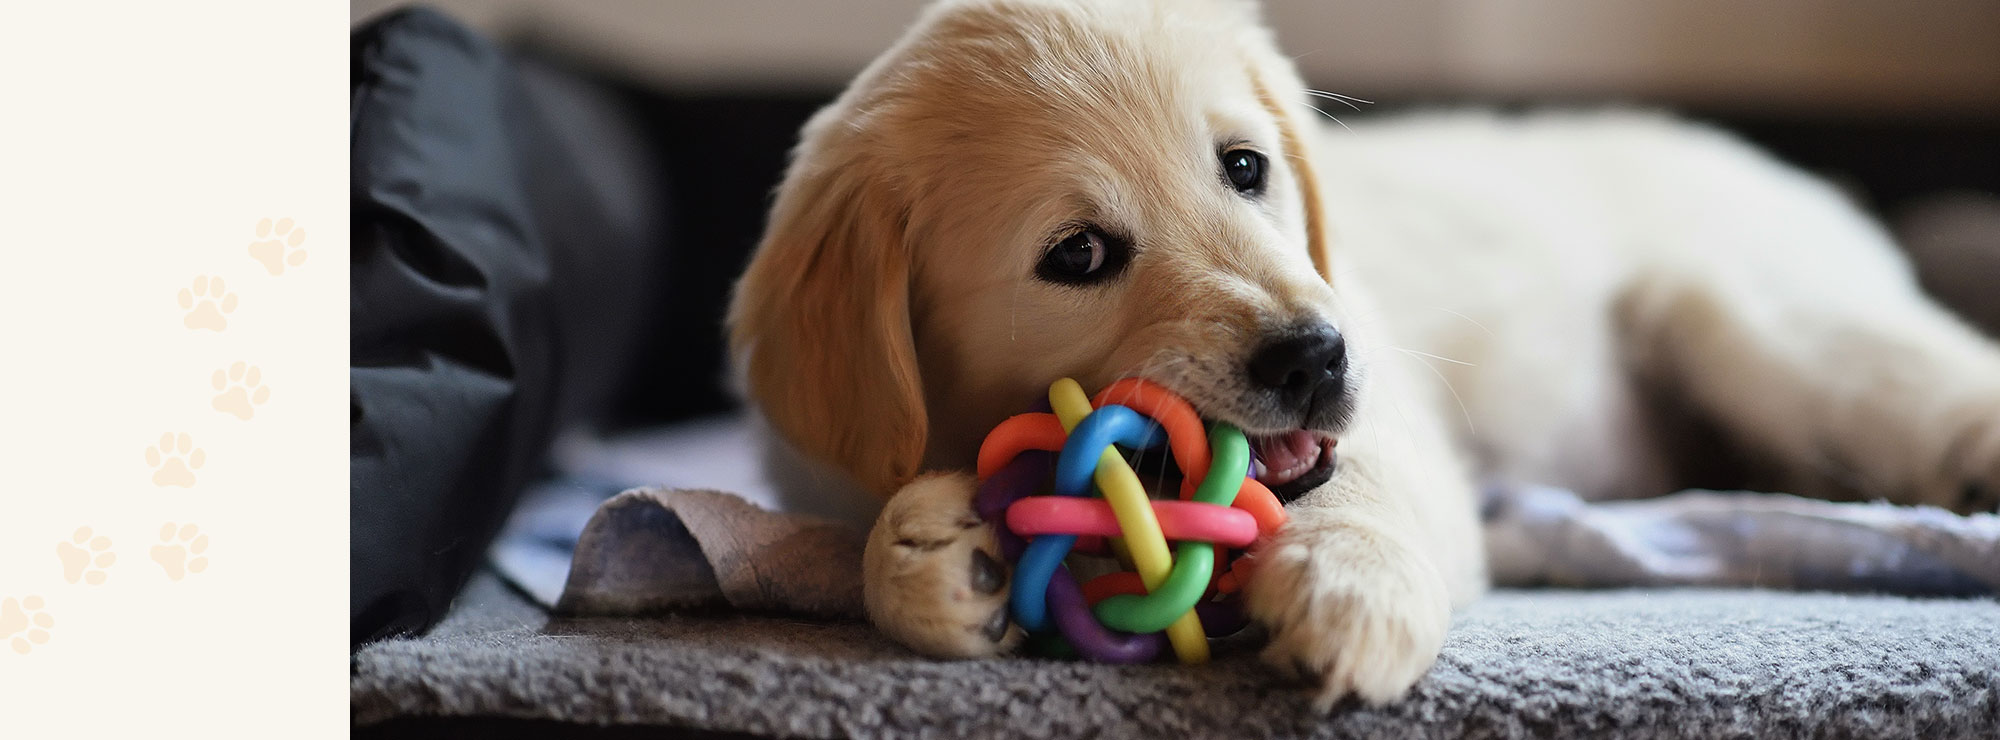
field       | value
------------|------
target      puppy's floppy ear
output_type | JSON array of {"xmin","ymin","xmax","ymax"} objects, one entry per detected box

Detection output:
[
  {"xmin": 727, "ymin": 128, "xmax": 927, "ymax": 497},
  {"xmin": 1235, "ymin": 14, "xmax": 1335, "ymax": 282}
]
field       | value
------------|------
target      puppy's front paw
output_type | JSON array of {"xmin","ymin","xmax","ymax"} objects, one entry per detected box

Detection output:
[
  {"xmin": 863, "ymin": 472, "xmax": 1021, "ymax": 657},
  {"xmin": 1245, "ymin": 511, "xmax": 1451, "ymax": 709}
]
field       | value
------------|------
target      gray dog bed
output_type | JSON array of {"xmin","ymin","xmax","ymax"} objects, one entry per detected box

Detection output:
[{"xmin": 352, "ymin": 571, "xmax": 2000, "ymax": 738}]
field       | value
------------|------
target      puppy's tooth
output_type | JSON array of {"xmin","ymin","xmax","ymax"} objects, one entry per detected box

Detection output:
[
  {"xmin": 982, "ymin": 607, "xmax": 1010, "ymax": 643},
  {"xmin": 970, "ymin": 549, "xmax": 1006, "ymax": 594}
]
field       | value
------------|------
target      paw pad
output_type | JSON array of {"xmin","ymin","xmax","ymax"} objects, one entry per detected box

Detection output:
[
  {"xmin": 56, "ymin": 527, "xmax": 116, "ymax": 585},
  {"xmin": 1, "ymin": 596, "xmax": 54, "ymax": 654},
  {"xmin": 145, "ymin": 432, "xmax": 206, "ymax": 487},
  {"xmin": 176, "ymin": 274, "xmax": 238, "ymax": 331},
  {"xmin": 247, "ymin": 217, "xmax": 307, "ymax": 275},
  {"xmin": 150, "ymin": 522, "xmax": 209, "ymax": 582},
  {"xmin": 210, "ymin": 361, "xmax": 270, "ymax": 420}
]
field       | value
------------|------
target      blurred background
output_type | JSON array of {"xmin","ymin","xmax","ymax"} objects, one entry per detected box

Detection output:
[
  {"xmin": 351, "ymin": 0, "xmax": 2000, "ymax": 426},
  {"xmin": 353, "ymin": 0, "xmax": 2000, "ymax": 118}
]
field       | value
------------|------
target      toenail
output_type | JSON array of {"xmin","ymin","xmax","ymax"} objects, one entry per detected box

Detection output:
[
  {"xmin": 971, "ymin": 549, "xmax": 1006, "ymax": 594},
  {"xmin": 983, "ymin": 607, "xmax": 1009, "ymax": 642}
]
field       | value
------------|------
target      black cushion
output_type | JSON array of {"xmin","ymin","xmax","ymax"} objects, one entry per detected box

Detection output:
[{"xmin": 349, "ymin": 8, "xmax": 665, "ymax": 646}]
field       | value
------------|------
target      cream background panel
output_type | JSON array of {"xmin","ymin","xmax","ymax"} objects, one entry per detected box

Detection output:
[{"xmin": 0, "ymin": 1, "xmax": 344, "ymax": 736}]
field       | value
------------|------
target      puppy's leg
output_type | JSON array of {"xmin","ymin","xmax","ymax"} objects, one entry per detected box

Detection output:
[
  {"xmin": 1246, "ymin": 365, "xmax": 1487, "ymax": 708},
  {"xmin": 1620, "ymin": 259, "xmax": 2000, "ymax": 514},
  {"xmin": 862, "ymin": 472, "xmax": 1022, "ymax": 656}
]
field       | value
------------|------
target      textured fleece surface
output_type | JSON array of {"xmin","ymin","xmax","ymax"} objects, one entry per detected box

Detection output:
[{"xmin": 351, "ymin": 573, "xmax": 2000, "ymax": 738}]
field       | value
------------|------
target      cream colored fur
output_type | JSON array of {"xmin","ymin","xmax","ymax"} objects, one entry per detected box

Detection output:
[{"xmin": 727, "ymin": 0, "xmax": 2000, "ymax": 709}]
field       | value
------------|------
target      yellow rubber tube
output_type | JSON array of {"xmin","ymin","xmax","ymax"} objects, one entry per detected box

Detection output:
[{"xmin": 1048, "ymin": 378, "xmax": 1210, "ymax": 663}]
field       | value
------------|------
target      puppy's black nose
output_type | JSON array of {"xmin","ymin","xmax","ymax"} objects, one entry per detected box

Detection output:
[{"xmin": 1247, "ymin": 325, "xmax": 1347, "ymax": 407}]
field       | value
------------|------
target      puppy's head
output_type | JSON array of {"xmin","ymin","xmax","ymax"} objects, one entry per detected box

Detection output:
[{"xmin": 731, "ymin": 0, "xmax": 1355, "ymax": 498}]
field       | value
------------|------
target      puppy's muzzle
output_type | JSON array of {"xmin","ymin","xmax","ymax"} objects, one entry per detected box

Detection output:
[{"xmin": 1235, "ymin": 323, "xmax": 1350, "ymax": 502}]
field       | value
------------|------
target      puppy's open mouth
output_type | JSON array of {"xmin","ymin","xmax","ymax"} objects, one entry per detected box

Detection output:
[
  {"xmin": 1245, "ymin": 430, "xmax": 1338, "ymax": 503},
  {"xmin": 1121, "ymin": 423, "xmax": 1336, "ymax": 504},
  {"xmin": 1092, "ymin": 379, "xmax": 1341, "ymax": 504}
]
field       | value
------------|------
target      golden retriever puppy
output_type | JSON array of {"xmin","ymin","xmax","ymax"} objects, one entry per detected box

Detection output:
[{"xmin": 728, "ymin": 0, "xmax": 2000, "ymax": 707}]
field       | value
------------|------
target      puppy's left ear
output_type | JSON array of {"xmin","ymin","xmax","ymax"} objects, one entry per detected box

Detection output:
[
  {"xmin": 1235, "ymin": 14, "xmax": 1335, "ymax": 282},
  {"xmin": 727, "ymin": 116, "xmax": 929, "ymax": 497}
]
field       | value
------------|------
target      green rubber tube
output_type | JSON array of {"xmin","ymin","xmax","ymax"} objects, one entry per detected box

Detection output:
[{"xmin": 1092, "ymin": 424, "xmax": 1249, "ymax": 633}]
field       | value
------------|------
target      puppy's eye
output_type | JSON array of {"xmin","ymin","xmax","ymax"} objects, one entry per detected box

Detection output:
[
  {"xmin": 1035, "ymin": 228, "xmax": 1127, "ymax": 285},
  {"xmin": 1222, "ymin": 148, "xmax": 1267, "ymax": 194}
]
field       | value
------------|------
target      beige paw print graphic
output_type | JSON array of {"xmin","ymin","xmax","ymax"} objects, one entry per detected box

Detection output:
[
  {"xmin": 210, "ymin": 361, "xmax": 270, "ymax": 420},
  {"xmin": 177, "ymin": 274, "xmax": 239, "ymax": 331},
  {"xmin": 145, "ymin": 432, "xmax": 206, "ymax": 487},
  {"xmin": 150, "ymin": 523, "xmax": 210, "ymax": 582},
  {"xmin": 57, "ymin": 527, "xmax": 117, "ymax": 585},
  {"xmin": 248, "ymin": 217, "xmax": 307, "ymax": 275},
  {"xmin": 1, "ymin": 596, "xmax": 53, "ymax": 654}
]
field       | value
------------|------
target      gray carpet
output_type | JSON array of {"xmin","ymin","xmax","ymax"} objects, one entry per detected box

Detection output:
[{"xmin": 351, "ymin": 572, "xmax": 2000, "ymax": 738}]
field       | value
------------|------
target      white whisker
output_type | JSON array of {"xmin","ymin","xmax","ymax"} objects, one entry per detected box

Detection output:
[
  {"xmin": 1304, "ymin": 88, "xmax": 1373, "ymax": 106},
  {"xmin": 1009, "ymin": 282, "xmax": 1019, "ymax": 342},
  {"xmin": 1304, "ymin": 92, "xmax": 1360, "ymax": 112},
  {"xmin": 1302, "ymin": 102, "xmax": 1352, "ymax": 132},
  {"xmin": 1303, "ymin": 90, "xmax": 1365, "ymax": 112},
  {"xmin": 1397, "ymin": 350, "xmax": 1477, "ymax": 435},
  {"xmin": 1392, "ymin": 346, "xmax": 1474, "ymax": 367},
  {"xmin": 1432, "ymin": 306, "xmax": 1495, "ymax": 338}
]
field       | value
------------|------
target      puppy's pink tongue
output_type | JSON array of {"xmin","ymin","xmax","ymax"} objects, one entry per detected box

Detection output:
[{"xmin": 1251, "ymin": 430, "xmax": 1322, "ymax": 486}]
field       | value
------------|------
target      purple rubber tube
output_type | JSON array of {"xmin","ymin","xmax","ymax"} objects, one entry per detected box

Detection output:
[{"xmin": 1046, "ymin": 566, "xmax": 1165, "ymax": 663}]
